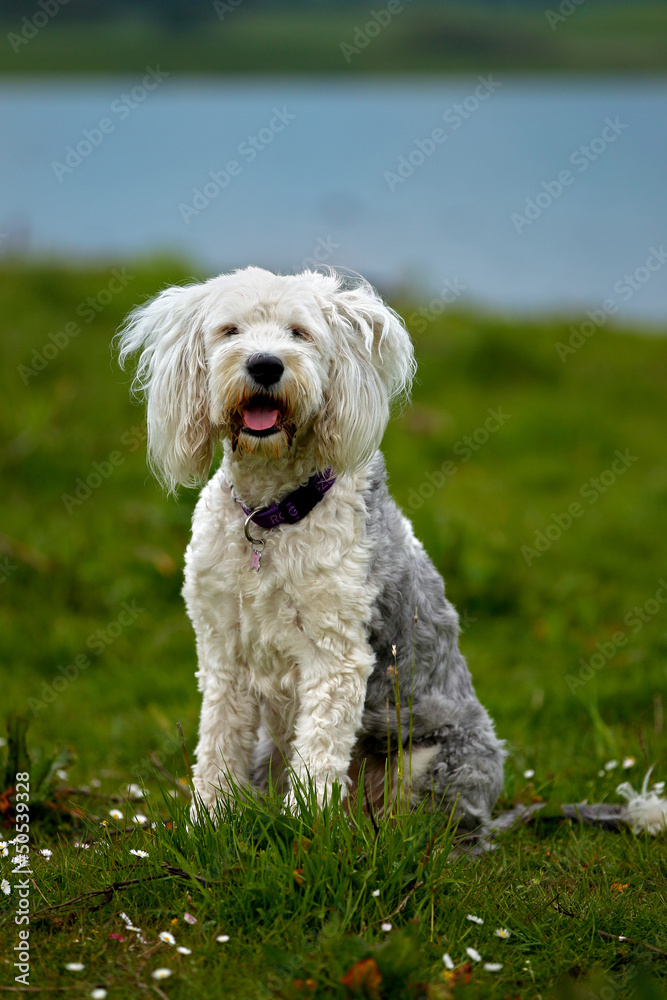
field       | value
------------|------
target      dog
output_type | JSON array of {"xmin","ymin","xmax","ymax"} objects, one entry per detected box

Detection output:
[{"xmin": 119, "ymin": 266, "xmax": 505, "ymax": 827}]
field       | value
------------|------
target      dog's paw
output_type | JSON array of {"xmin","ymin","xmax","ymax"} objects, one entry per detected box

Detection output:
[
  {"xmin": 188, "ymin": 779, "xmax": 237, "ymax": 825},
  {"xmin": 283, "ymin": 790, "xmax": 302, "ymax": 816},
  {"xmin": 286, "ymin": 770, "xmax": 350, "ymax": 814},
  {"xmin": 189, "ymin": 794, "xmax": 218, "ymax": 827}
]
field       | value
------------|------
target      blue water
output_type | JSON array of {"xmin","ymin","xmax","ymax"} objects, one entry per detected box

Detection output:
[{"xmin": 1, "ymin": 76, "xmax": 666, "ymax": 321}]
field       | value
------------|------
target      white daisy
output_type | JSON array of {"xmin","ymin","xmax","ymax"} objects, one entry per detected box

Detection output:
[
  {"xmin": 466, "ymin": 947, "xmax": 481, "ymax": 962},
  {"xmin": 91, "ymin": 991, "xmax": 107, "ymax": 999},
  {"xmin": 119, "ymin": 912, "xmax": 141, "ymax": 931},
  {"xmin": 151, "ymin": 968, "xmax": 172, "ymax": 980},
  {"xmin": 1, "ymin": 879, "xmax": 10, "ymax": 895},
  {"xmin": 381, "ymin": 923, "xmax": 392, "ymax": 932},
  {"xmin": 371, "ymin": 889, "xmax": 380, "ymax": 897},
  {"xmin": 183, "ymin": 912, "xmax": 197, "ymax": 924},
  {"xmin": 159, "ymin": 932, "xmax": 176, "ymax": 946},
  {"xmin": 65, "ymin": 962, "xmax": 85, "ymax": 971},
  {"xmin": 176, "ymin": 946, "xmax": 192, "ymax": 955},
  {"xmin": 443, "ymin": 953, "xmax": 454, "ymax": 970},
  {"xmin": 109, "ymin": 809, "xmax": 123, "ymax": 820},
  {"xmin": 39, "ymin": 848, "xmax": 53, "ymax": 858},
  {"xmin": 622, "ymin": 756, "xmax": 636, "ymax": 769},
  {"xmin": 483, "ymin": 962, "xmax": 503, "ymax": 972},
  {"xmin": 0, "ymin": 847, "xmax": 7, "ymax": 858},
  {"xmin": 126, "ymin": 783, "xmax": 144, "ymax": 798},
  {"xmin": 56, "ymin": 769, "xmax": 68, "ymax": 781},
  {"xmin": 129, "ymin": 849, "xmax": 149, "ymax": 858},
  {"xmin": 605, "ymin": 760, "xmax": 618, "ymax": 771},
  {"xmin": 216, "ymin": 934, "xmax": 230, "ymax": 943},
  {"xmin": 132, "ymin": 814, "xmax": 148, "ymax": 825},
  {"xmin": 523, "ymin": 769, "xmax": 535, "ymax": 779},
  {"xmin": 494, "ymin": 928, "xmax": 511, "ymax": 939},
  {"xmin": 466, "ymin": 914, "xmax": 483, "ymax": 924}
]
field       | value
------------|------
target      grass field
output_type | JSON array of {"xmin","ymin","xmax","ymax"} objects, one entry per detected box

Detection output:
[
  {"xmin": 1, "ymin": 261, "xmax": 666, "ymax": 998},
  {"xmin": 3, "ymin": 3, "xmax": 667, "ymax": 75}
]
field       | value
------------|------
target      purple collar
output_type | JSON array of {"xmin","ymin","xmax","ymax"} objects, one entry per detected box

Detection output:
[{"xmin": 234, "ymin": 469, "xmax": 336, "ymax": 530}]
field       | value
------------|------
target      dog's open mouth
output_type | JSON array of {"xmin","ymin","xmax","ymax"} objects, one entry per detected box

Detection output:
[{"xmin": 239, "ymin": 396, "xmax": 284, "ymax": 436}]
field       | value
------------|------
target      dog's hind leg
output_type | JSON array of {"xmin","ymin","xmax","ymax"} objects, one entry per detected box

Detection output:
[
  {"xmin": 356, "ymin": 693, "xmax": 505, "ymax": 829},
  {"xmin": 410, "ymin": 733, "xmax": 504, "ymax": 829},
  {"xmin": 347, "ymin": 744, "xmax": 440, "ymax": 817}
]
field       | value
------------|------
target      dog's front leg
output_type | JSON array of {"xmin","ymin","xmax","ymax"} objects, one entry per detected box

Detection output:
[
  {"xmin": 191, "ymin": 670, "xmax": 259, "ymax": 817},
  {"xmin": 290, "ymin": 639, "xmax": 374, "ymax": 806}
]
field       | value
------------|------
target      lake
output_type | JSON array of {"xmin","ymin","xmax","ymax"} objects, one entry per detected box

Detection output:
[{"xmin": 1, "ymin": 75, "xmax": 665, "ymax": 321}]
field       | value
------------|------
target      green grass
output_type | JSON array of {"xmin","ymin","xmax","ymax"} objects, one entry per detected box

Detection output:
[
  {"xmin": 3, "ymin": 4, "xmax": 667, "ymax": 75},
  {"xmin": 1, "ymin": 260, "xmax": 666, "ymax": 997}
]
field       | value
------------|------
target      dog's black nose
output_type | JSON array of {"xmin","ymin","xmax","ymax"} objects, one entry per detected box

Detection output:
[{"xmin": 246, "ymin": 353, "xmax": 284, "ymax": 388}]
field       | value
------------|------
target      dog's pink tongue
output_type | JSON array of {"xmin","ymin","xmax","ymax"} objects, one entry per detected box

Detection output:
[{"xmin": 243, "ymin": 406, "xmax": 279, "ymax": 432}]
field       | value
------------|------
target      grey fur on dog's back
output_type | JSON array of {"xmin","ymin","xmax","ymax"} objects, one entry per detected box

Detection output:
[{"xmin": 352, "ymin": 454, "xmax": 505, "ymax": 826}]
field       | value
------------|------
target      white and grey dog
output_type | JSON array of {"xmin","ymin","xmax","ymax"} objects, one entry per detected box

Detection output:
[{"xmin": 119, "ymin": 266, "xmax": 504, "ymax": 827}]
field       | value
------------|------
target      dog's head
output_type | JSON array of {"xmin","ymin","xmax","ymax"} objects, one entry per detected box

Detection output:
[{"xmin": 118, "ymin": 267, "xmax": 415, "ymax": 491}]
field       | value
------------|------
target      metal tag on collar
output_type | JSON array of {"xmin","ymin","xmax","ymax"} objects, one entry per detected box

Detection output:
[{"xmin": 244, "ymin": 510, "xmax": 266, "ymax": 572}]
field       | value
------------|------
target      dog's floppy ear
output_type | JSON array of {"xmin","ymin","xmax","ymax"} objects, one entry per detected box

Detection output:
[
  {"xmin": 117, "ymin": 283, "xmax": 214, "ymax": 492},
  {"xmin": 317, "ymin": 278, "xmax": 416, "ymax": 473}
]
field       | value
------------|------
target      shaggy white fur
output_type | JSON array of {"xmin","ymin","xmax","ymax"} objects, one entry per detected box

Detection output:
[
  {"xmin": 119, "ymin": 266, "xmax": 505, "ymax": 823},
  {"xmin": 120, "ymin": 268, "xmax": 415, "ymax": 811}
]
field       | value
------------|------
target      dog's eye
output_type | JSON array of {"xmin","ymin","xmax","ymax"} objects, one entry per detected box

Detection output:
[
  {"xmin": 221, "ymin": 325, "xmax": 239, "ymax": 337},
  {"xmin": 290, "ymin": 326, "xmax": 310, "ymax": 341}
]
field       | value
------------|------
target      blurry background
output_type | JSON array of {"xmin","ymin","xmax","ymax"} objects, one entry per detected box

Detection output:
[
  {"xmin": 1, "ymin": 2, "xmax": 665, "ymax": 802},
  {"xmin": 1, "ymin": 0, "xmax": 667, "ymax": 316}
]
